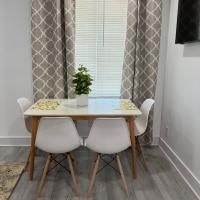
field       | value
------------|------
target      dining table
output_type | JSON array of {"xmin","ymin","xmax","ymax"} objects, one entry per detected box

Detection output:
[{"xmin": 24, "ymin": 98, "xmax": 142, "ymax": 180}]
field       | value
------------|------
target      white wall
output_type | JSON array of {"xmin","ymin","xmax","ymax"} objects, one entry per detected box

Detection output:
[
  {"xmin": 160, "ymin": 0, "xmax": 200, "ymax": 185},
  {"xmin": 0, "ymin": 0, "xmax": 32, "ymax": 139},
  {"xmin": 153, "ymin": 0, "xmax": 171, "ymax": 142}
]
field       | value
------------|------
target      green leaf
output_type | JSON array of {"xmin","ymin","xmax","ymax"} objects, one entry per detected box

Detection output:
[{"xmin": 72, "ymin": 64, "xmax": 93, "ymax": 95}]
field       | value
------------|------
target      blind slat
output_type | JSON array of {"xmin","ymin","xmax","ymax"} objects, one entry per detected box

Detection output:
[{"xmin": 75, "ymin": 0, "xmax": 128, "ymax": 97}]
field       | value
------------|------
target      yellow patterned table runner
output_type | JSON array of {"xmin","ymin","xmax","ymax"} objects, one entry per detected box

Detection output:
[
  {"xmin": 33, "ymin": 100, "xmax": 61, "ymax": 110},
  {"xmin": 115, "ymin": 100, "xmax": 137, "ymax": 110}
]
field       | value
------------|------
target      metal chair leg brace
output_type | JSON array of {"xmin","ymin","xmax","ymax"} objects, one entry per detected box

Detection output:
[
  {"xmin": 47, "ymin": 154, "xmax": 71, "ymax": 174},
  {"xmin": 96, "ymin": 154, "xmax": 120, "ymax": 175}
]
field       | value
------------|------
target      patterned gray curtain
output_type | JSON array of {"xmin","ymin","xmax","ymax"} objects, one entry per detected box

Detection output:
[
  {"xmin": 31, "ymin": 0, "xmax": 75, "ymax": 101},
  {"xmin": 121, "ymin": 0, "xmax": 162, "ymax": 144}
]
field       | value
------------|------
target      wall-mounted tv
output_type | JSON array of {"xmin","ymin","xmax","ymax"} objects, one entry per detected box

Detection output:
[{"xmin": 175, "ymin": 0, "xmax": 200, "ymax": 44}]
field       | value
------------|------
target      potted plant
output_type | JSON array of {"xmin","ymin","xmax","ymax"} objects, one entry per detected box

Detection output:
[{"xmin": 72, "ymin": 65, "xmax": 93, "ymax": 106}]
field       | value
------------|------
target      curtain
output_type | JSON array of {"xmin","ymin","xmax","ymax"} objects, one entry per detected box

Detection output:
[
  {"xmin": 31, "ymin": 0, "xmax": 75, "ymax": 101},
  {"xmin": 121, "ymin": 0, "xmax": 162, "ymax": 144}
]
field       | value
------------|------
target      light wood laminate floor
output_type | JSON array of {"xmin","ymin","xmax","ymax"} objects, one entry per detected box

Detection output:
[{"xmin": 0, "ymin": 146, "xmax": 198, "ymax": 200}]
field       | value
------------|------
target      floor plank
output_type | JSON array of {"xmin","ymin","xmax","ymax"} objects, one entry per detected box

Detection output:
[{"xmin": 0, "ymin": 146, "xmax": 197, "ymax": 200}]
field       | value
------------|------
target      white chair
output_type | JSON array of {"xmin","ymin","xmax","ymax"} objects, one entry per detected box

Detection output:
[
  {"xmin": 36, "ymin": 117, "xmax": 82, "ymax": 197},
  {"xmin": 17, "ymin": 97, "xmax": 32, "ymax": 133},
  {"xmin": 17, "ymin": 97, "xmax": 32, "ymax": 168},
  {"xmin": 135, "ymin": 98, "xmax": 155, "ymax": 170},
  {"xmin": 85, "ymin": 118, "xmax": 131, "ymax": 196}
]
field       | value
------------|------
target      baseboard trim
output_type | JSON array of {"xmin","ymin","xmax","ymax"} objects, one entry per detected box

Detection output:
[
  {"xmin": 159, "ymin": 138, "xmax": 200, "ymax": 199},
  {"xmin": 0, "ymin": 136, "xmax": 31, "ymax": 146},
  {"xmin": 0, "ymin": 135, "xmax": 159, "ymax": 147}
]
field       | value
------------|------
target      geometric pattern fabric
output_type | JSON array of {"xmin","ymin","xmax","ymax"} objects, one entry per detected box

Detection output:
[
  {"xmin": 32, "ymin": 0, "xmax": 75, "ymax": 101},
  {"xmin": 121, "ymin": 0, "xmax": 162, "ymax": 144}
]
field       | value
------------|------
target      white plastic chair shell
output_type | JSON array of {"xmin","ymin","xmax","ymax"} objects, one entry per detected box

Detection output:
[
  {"xmin": 17, "ymin": 97, "xmax": 32, "ymax": 113},
  {"xmin": 17, "ymin": 97, "xmax": 32, "ymax": 133},
  {"xmin": 135, "ymin": 99, "xmax": 155, "ymax": 136},
  {"xmin": 36, "ymin": 117, "xmax": 83, "ymax": 154},
  {"xmin": 85, "ymin": 118, "xmax": 131, "ymax": 154}
]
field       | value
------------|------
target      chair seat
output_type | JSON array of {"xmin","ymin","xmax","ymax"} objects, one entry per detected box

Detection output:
[
  {"xmin": 85, "ymin": 118, "xmax": 131, "ymax": 154},
  {"xmin": 36, "ymin": 138, "xmax": 83, "ymax": 154},
  {"xmin": 35, "ymin": 117, "xmax": 83, "ymax": 154},
  {"xmin": 85, "ymin": 138, "xmax": 131, "ymax": 154}
]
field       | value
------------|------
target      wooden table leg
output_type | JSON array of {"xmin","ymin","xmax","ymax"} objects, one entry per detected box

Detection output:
[
  {"xmin": 30, "ymin": 116, "xmax": 39, "ymax": 180},
  {"xmin": 128, "ymin": 116, "xmax": 137, "ymax": 179}
]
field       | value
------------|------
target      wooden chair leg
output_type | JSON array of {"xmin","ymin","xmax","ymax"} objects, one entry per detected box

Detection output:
[
  {"xmin": 69, "ymin": 152, "xmax": 75, "ymax": 161},
  {"xmin": 67, "ymin": 153, "xmax": 79, "ymax": 195},
  {"xmin": 137, "ymin": 136, "xmax": 148, "ymax": 171},
  {"xmin": 37, "ymin": 154, "xmax": 51, "ymax": 197},
  {"xmin": 116, "ymin": 154, "xmax": 129, "ymax": 194},
  {"xmin": 87, "ymin": 154, "xmax": 100, "ymax": 197},
  {"xmin": 136, "ymin": 138, "xmax": 141, "ymax": 154},
  {"xmin": 69, "ymin": 152, "xmax": 77, "ymax": 174},
  {"xmin": 89, "ymin": 154, "xmax": 98, "ymax": 178}
]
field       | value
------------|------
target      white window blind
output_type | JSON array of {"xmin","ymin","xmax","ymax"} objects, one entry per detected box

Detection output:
[{"xmin": 75, "ymin": 0, "xmax": 128, "ymax": 97}]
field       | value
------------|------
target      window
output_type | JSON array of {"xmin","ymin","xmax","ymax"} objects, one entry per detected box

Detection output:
[{"xmin": 75, "ymin": 0, "xmax": 128, "ymax": 97}]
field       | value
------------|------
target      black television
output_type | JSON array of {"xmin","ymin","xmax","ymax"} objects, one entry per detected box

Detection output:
[{"xmin": 175, "ymin": 0, "xmax": 200, "ymax": 44}]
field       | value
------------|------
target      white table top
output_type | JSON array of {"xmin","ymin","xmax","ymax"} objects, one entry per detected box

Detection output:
[{"xmin": 24, "ymin": 98, "xmax": 142, "ymax": 117}]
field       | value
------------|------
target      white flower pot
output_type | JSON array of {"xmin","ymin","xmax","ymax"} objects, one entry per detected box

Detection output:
[{"xmin": 76, "ymin": 94, "xmax": 88, "ymax": 106}]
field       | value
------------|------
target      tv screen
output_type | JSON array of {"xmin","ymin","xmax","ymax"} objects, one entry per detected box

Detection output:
[{"xmin": 175, "ymin": 0, "xmax": 200, "ymax": 44}]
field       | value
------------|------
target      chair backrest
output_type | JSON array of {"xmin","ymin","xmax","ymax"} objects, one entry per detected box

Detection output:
[
  {"xmin": 17, "ymin": 97, "xmax": 32, "ymax": 114},
  {"xmin": 36, "ymin": 117, "xmax": 82, "ymax": 154},
  {"xmin": 85, "ymin": 118, "xmax": 131, "ymax": 154},
  {"xmin": 135, "ymin": 99, "xmax": 155, "ymax": 135},
  {"xmin": 17, "ymin": 97, "xmax": 32, "ymax": 133}
]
